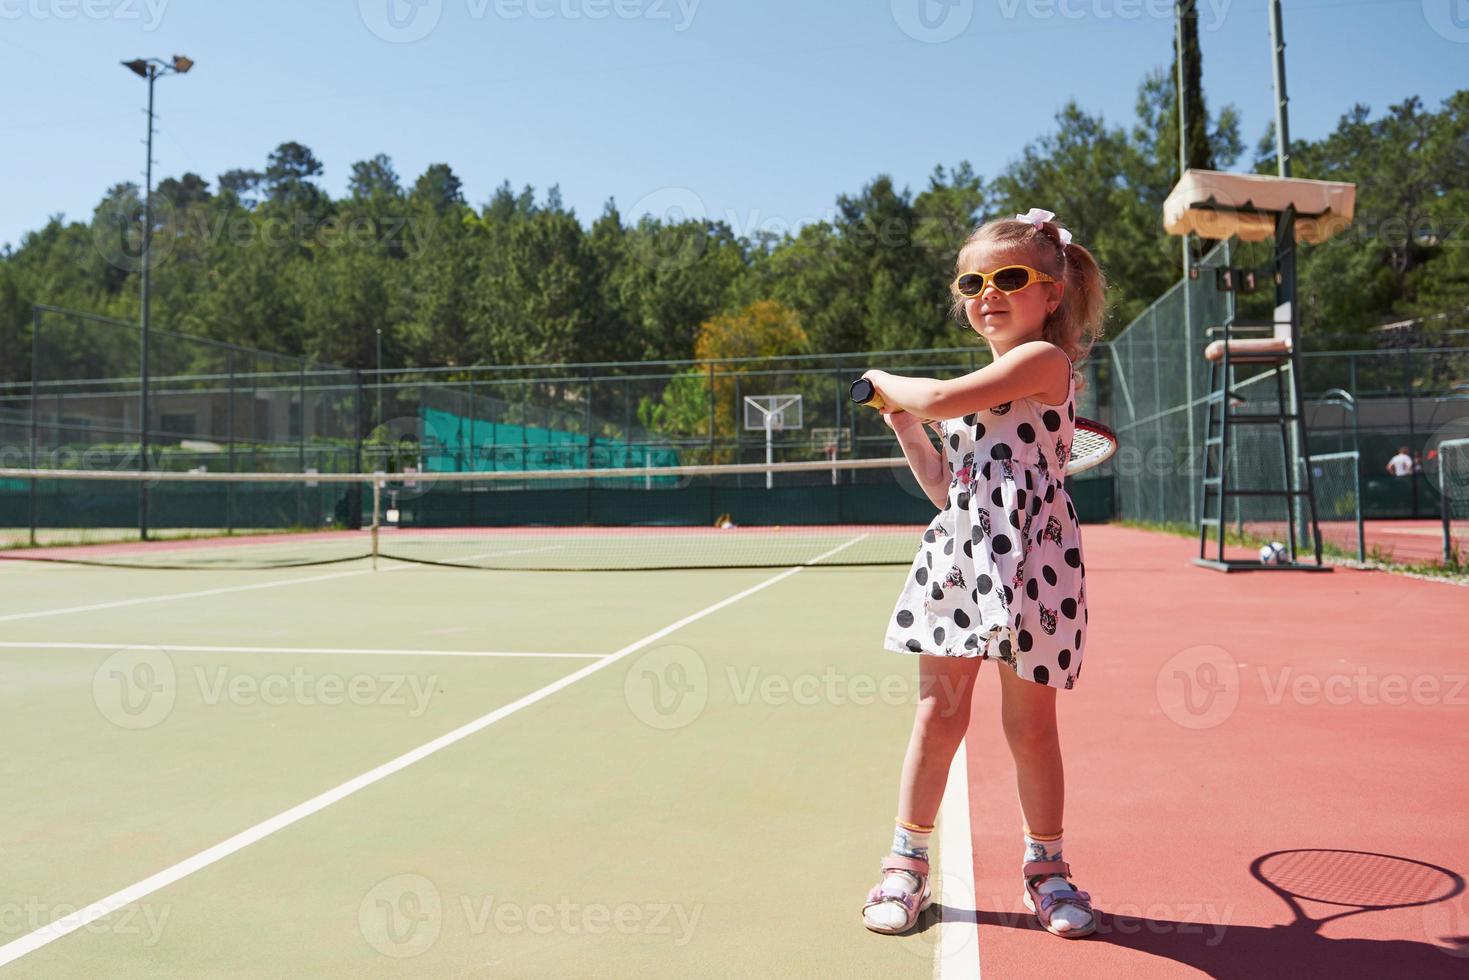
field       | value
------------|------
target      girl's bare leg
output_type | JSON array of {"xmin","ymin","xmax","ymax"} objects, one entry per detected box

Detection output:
[
  {"xmin": 896, "ymin": 655, "xmax": 983, "ymax": 826},
  {"xmin": 998, "ymin": 663, "xmax": 1094, "ymax": 934},
  {"xmin": 996, "ymin": 662, "xmax": 1062, "ymax": 834},
  {"xmin": 866, "ymin": 655, "xmax": 982, "ymax": 933}
]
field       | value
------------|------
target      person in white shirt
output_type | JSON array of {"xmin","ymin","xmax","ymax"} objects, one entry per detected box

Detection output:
[{"xmin": 1385, "ymin": 447, "xmax": 1414, "ymax": 477}]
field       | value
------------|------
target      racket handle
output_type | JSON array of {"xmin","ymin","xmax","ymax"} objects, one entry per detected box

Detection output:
[
  {"xmin": 851, "ymin": 377, "xmax": 941, "ymax": 427},
  {"xmin": 849, "ymin": 377, "xmax": 886, "ymax": 411}
]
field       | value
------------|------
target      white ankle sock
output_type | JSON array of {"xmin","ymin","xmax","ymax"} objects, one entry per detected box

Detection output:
[
  {"xmin": 881, "ymin": 820, "xmax": 931, "ymax": 895},
  {"xmin": 1023, "ymin": 832, "xmax": 1092, "ymax": 932}
]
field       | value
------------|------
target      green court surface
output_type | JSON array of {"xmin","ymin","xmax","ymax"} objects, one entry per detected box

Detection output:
[{"xmin": 0, "ymin": 554, "xmax": 945, "ymax": 978}]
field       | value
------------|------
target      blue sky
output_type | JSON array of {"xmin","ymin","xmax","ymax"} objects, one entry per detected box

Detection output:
[{"xmin": 1, "ymin": 0, "xmax": 1464, "ymax": 251}]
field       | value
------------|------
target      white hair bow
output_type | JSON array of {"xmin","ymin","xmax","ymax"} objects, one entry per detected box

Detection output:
[{"xmin": 1015, "ymin": 207, "xmax": 1073, "ymax": 248}]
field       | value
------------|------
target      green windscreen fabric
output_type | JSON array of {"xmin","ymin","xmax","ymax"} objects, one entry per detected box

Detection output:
[{"xmin": 418, "ymin": 405, "xmax": 682, "ymax": 481}]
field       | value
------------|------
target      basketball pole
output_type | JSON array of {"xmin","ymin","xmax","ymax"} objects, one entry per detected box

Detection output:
[{"xmin": 765, "ymin": 415, "xmax": 774, "ymax": 489}]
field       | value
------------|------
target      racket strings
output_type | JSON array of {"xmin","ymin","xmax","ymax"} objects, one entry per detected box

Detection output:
[
  {"xmin": 1261, "ymin": 850, "xmax": 1457, "ymax": 907},
  {"xmin": 1070, "ymin": 428, "xmax": 1113, "ymax": 460},
  {"xmin": 1068, "ymin": 424, "xmax": 1116, "ymax": 470}
]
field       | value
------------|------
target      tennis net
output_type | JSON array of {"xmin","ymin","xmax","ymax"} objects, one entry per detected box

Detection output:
[{"xmin": 0, "ymin": 458, "xmax": 973, "ymax": 570}]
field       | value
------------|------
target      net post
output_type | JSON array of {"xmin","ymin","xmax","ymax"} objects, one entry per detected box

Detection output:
[
  {"xmin": 227, "ymin": 351, "xmax": 236, "ymax": 535},
  {"xmin": 351, "ymin": 367, "xmax": 364, "ymax": 531},
  {"xmin": 371, "ymin": 478, "xmax": 381, "ymax": 571},
  {"xmin": 1352, "ymin": 450, "xmax": 1364, "ymax": 563},
  {"xmin": 1443, "ymin": 445, "xmax": 1453, "ymax": 566},
  {"xmin": 297, "ymin": 358, "xmax": 306, "ymax": 528},
  {"xmin": 28, "ymin": 306, "xmax": 40, "ymax": 546},
  {"xmin": 1349, "ymin": 356, "xmax": 1364, "ymax": 561},
  {"xmin": 1404, "ymin": 345, "xmax": 1418, "ymax": 518}
]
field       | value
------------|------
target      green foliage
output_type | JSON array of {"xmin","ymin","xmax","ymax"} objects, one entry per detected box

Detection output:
[
  {"xmin": 2, "ymin": 83, "xmax": 1466, "ymax": 392},
  {"xmin": 636, "ymin": 368, "xmax": 709, "ymax": 442},
  {"xmin": 1273, "ymin": 91, "xmax": 1469, "ymax": 342}
]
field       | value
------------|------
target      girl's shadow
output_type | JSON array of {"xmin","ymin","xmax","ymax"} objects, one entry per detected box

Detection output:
[{"xmin": 915, "ymin": 850, "xmax": 1467, "ymax": 979}]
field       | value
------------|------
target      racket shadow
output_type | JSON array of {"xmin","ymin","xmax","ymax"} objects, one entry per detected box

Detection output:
[{"xmin": 964, "ymin": 849, "xmax": 1467, "ymax": 978}]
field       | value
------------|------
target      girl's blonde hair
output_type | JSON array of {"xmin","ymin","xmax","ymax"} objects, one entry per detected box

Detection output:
[{"xmin": 949, "ymin": 214, "xmax": 1107, "ymax": 368}]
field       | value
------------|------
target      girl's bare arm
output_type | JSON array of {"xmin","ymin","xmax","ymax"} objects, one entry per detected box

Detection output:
[
  {"xmin": 862, "ymin": 342, "xmax": 1070, "ymax": 419},
  {"xmin": 891, "ymin": 419, "xmax": 949, "ymax": 510}
]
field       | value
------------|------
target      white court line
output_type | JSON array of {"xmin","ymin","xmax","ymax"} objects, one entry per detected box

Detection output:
[
  {"xmin": 1373, "ymin": 527, "xmax": 1451, "ymax": 538},
  {"xmin": 419, "ymin": 544, "xmax": 566, "ymax": 564},
  {"xmin": 0, "ymin": 535, "xmax": 865, "ymax": 968},
  {"xmin": 0, "ymin": 641, "xmax": 602, "ymax": 660},
  {"xmin": 937, "ymin": 738, "xmax": 981, "ymax": 980},
  {"xmin": 0, "ymin": 567, "xmax": 375, "ymax": 624},
  {"xmin": 0, "ymin": 547, "xmax": 500, "ymax": 624}
]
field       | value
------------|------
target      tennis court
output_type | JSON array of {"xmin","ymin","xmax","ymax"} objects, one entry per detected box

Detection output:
[
  {"xmin": 1242, "ymin": 518, "xmax": 1467, "ymax": 568},
  {"xmin": 3, "ymin": 521, "xmax": 1466, "ymax": 978}
]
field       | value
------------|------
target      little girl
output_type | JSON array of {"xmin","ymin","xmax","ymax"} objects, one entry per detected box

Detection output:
[{"xmin": 859, "ymin": 209, "xmax": 1106, "ymax": 939}]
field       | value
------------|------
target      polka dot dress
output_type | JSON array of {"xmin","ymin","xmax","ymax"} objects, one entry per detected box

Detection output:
[{"xmin": 883, "ymin": 368, "xmax": 1088, "ymax": 690}]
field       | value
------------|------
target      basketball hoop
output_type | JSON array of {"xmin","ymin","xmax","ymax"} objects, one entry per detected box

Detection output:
[
  {"xmin": 810, "ymin": 427, "xmax": 851, "ymax": 485},
  {"xmin": 743, "ymin": 394, "xmax": 804, "ymax": 489}
]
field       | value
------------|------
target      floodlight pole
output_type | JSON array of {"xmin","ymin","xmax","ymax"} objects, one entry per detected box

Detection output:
[
  {"xmin": 139, "ymin": 64, "xmax": 155, "ymax": 539},
  {"xmin": 1175, "ymin": 2, "xmax": 1196, "ymax": 522},
  {"xmin": 1269, "ymin": 0, "xmax": 1291, "ymax": 177},
  {"xmin": 1174, "ymin": 2, "xmax": 1189, "ymax": 238},
  {"xmin": 123, "ymin": 55, "xmax": 193, "ymax": 540}
]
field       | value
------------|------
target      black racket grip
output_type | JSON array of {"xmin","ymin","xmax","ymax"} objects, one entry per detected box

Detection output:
[{"xmin": 850, "ymin": 377, "xmax": 881, "ymax": 409}]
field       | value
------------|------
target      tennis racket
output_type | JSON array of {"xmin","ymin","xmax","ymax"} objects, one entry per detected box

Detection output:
[
  {"xmin": 850, "ymin": 377, "xmax": 1117, "ymax": 476},
  {"xmin": 1253, "ymin": 849, "xmax": 1460, "ymax": 933}
]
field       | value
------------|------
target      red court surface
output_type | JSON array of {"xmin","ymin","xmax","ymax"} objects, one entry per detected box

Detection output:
[
  {"xmin": 1243, "ymin": 518, "xmax": 1465, "ymax": 567},
  {"xmin": 942, "ymin": 524, "xmax": 1468, "ymax": 978}
]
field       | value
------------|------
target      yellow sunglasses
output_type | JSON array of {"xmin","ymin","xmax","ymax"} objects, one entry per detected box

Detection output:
[{"xmin": 953, "ymin": 265, "xmax": 1056, "ymax": 297}]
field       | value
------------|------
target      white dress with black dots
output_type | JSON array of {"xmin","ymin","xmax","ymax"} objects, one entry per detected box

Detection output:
[{"xmin": 883, "ymin": 369, "xmax": 1088, "ymax": 690}]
